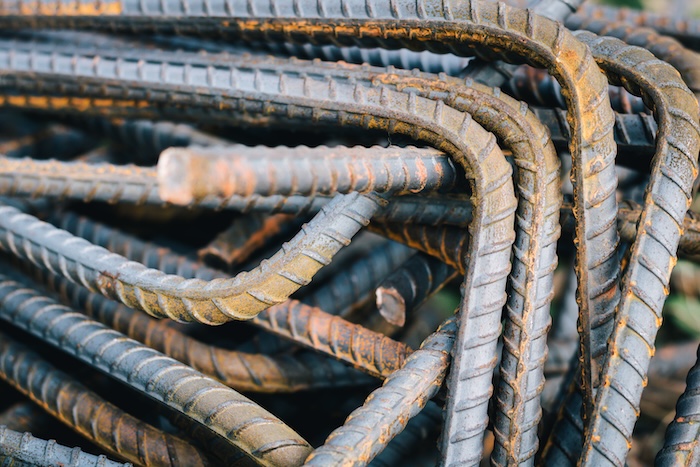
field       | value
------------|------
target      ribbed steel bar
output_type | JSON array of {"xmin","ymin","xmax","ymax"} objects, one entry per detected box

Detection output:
[
  {"xmin": 53, "ymin": 209, "xmax": 414, "ymax": 319},
  {"xmin": 18, "ymin": 263, "xmax": 375, "ymax": 393},
  {"xmin": 574, "ymin": 31, "xmax": 700, "ymax": 467},
  {"xmin": 0, "ymin": 96, "xmax": 660, "ymax": 174},
  {"xmin": 0, "ymin": 5, "xmax": 623, "ymax": 463},
  {"xmin": 0, "ymin": 426, "xmax": 129, "ymax": 467},
  {"xmin": 579, "ymin": 3, "xmax": 700, "ymax": 51},
  {"xmin": 303, "ymin": 316, "xmax": 457, "ymax": 466},
  {"xmin": 0, "ymin": 38, "xmax": 522, "ymax": 465},
  {"xmin": 157, "ymin": 145, "xmax": 466, "ymax": 203},
  {"xmin": 301, "ymin": 240, "xmax": 415, "ymax": 317},
  {"xmin": 462, "ymin": 0, "xmax": 584, "ymax": 87},
  {"xmin": 566, "ymin": 15, "xmax": 700, "ymax": 98},
  {"xmin": 0, "ymin": 190, "xmax": 386, "ymax": 323},
  {"xmin": 369, "ymin": 401, "xmax": 442, "ymax": 466},
  {"xmin": 0, "ymin": 152, "xmax": 472, "ymax": 226},
  {"xmin": 376, "ymin": 252, "xmax": 456, "ymax": 327},
  {"xmin": 0, "ymin": 331, "xmax": 212, "ymax": 467},
  {"xmin": 37, "ymin": 212, "xmax": 414, "ymax": 378},
  {"xmin": 150, "ymin": 54, "xmax": 564, "ymax": 465},
  {"xmin": 656, "ymin": 343, "xmax": 700, "ymax": 466},
  {"xmin": 0, "ymin": 276, "xmax": 313, "ymax": 466}
]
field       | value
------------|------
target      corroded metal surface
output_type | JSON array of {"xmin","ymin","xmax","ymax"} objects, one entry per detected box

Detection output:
[{"xmin": 0, "ymin": 1, "xmax": 699, "ymax": 466}]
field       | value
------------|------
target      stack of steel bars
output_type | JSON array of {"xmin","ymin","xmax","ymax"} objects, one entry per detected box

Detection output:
[{"xmin": 0, "ymin": 0, "xmax": 699, "ymax": 465}]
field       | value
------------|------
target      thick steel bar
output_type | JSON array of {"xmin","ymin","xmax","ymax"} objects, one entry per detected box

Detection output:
[
  {"xmin": 0, "ymin": 426, "xmax": 129, "ymax": 467},
  {"xmin": 33, "ymin": 213, "xmax": 414, "ymax": 378},
  {"xmin": 157, "ymin": 145, "xmax": 466, "ymax": 203},
  {"xmin": 573, "ymin": 31, "xmax": 700, "ymax": 467},
  {"xmin": 18, "ymin": 264, "xmax": 375, "ymax": 393},
  {"xmin": 304, "ymin": 317, "xmax": 457, "ymax": 466},
  {"xmin": 656, "ymin": 343, "xmax": 700, "ymax": 466},
  {"xmin": 0, "ymin": 39, "xmax": 522, "ymax": 464},
  {"xmin": 0, "ymin": 190, "xmax": 386, "ymax": 323},
  {"xmin": 0, "ymin": 276, "xmax": 313, "ymax": 466},
  {"xmin": 376, "ymin": 252, "xmax": 456, "ymax": 327},
  {"xmin": 0, "ymin": 331, "xmax": 212, "ymax": 467}
]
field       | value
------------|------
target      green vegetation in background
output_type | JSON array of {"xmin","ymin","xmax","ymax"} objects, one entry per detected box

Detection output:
[{"xmin": 596, "ymin": 0, "xmax": 644, "ymax": 10}]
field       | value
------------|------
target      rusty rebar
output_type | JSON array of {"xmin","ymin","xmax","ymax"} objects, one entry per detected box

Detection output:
[
  {"xmin": 574, "ymin": 31, "xmax": 700, "ymax": 467},
  {"xmin": 656, "ymin": 343, "xmax": 700, "ymax": 466},
  {"xmin": 0, "ymin": 190, "xmax": 386, "ymax": 323},
  {"xmin": 17, "ymin": 262, "xmax": 376, "ymax": 393},
  {"xmin": 0, "ymin": 426, "xmax": 129, "ymax": 467},
  {"xmin": 0, "ymin": 275, "xmax": 314, "ymax": 466},
  {"xmin": 376, "ymin": 253, "xmax": 457, "ymax": 327},
  {"xmin": 304, "ymin": 316, "xmax": 457, "ymax": 466},
  {"xmin": 0, "ymin": 330, "xmax": 212, "ymax": 467},
  {"xmin": 29, "ymin": 212, "xmax": 415, "ymax": 379}
]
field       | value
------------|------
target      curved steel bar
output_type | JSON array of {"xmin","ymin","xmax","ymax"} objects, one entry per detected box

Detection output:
[
  {"xmin": 20, "ymin": 265, "xmax": 375, "ymax": 393},
  {"xmin": 0, "ymin": 276, "xmax": 313, "ymax": 466},
  {"xmin": 0, "ymin": 331, "xmax": 212, "ymax": 467},
  {"xmin": 0, "ymin": 190, "xmax": 385, "ymax": 323},
  {"xmin": 304, "ymin": 317, "xmax": 457, "ymax": 466},
  {"xmin": 573, "ymin": 31, "xmax": 700, "ymax": 467},
  {"xmin": 0, "ymin": 38, "xmax": 520, "ymax": 465},
  {"xmin": 34, "ymin": 213, "xmax": 414, "ymax": 379}
]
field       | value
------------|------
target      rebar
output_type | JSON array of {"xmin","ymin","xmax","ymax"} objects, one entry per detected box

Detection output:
[
  {"xmin": 0, "ymin": 275, "xmax": 314, "ymax": 466},
  {"xmin": 0, "ymin": 2, "xmax": 697, "ymax": 466}
]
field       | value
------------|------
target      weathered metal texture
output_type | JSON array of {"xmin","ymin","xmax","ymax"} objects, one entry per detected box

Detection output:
[
  {"xmin": 157, "ymin": 145, "xmax": 466, "ymax": 203},
  {"xmin": 369, "ymin": 222, "xmax": 469, "ymax": 274},
  {"xmin": 199, "ymin": 214, "xmax": 299, "ymax": 270},
  {"xmin": 0, "ymin": 426, "xmax": 129, "ymax": 467},
  {"xmin": 152, "ymin": 52, "xmax": 565, "ymax": 465},
  {"xmin": 566, "ymin": 15, "xmax": 700, "ymax": 97},
  {"xmin": 303, "ymin": 316, "xmax": 457, "ymax": 466},
  {"xmin": 0, "ymin": 146, "xmax": 464, "ymax": 204},
  {"xmin": 0, "ymin": 153, "xmax": 471, "ymax": 225},
  {"xmin": 656, "ymin": 344, "xmax": 700, "ymax": 466},
  {"xmin": 580, "ymin": 3, "xmax": 700, "ymax": 51},
  {"xmin": 22, "ymin": 264, "xmax": 375, "ymax": 393},
  {"xmin": 0, "ymin": 38, "xmax": 519, "ymax": 465},
  {"xmin": 301, "ymin": 240, "xmax": 415, "ymax": 317},
  {"xmin": 503, "ymin": 65, "xmax": 648, "ymax": 114},
  {"xmin": 0, "ymin": 190, "xmax": 385, "ymax": 323},
  {"xmin": 376, "ymin": 252, "xmax": 456, "ymax": 327},
  {"xmin": 0, "ymin": 276, "xmax": 313, "ymax": 466},
  {"xmin": 252, "ymin": 300, "xmax": 412, "ymax": 379},
  {"xmin": 17, "ymin": 211, "xmax": 415, "ymax": 379},
  {"xmin": 369, "ymin": 401, "xmax": 442, "ymax": 466},
  {"xmin": 0, "ymin": 10, "xmax": 620, "ymax": 436},
  {"xmin": 461, "ymin": 0, "xmax": 584, "ymax": 88},
  {"xmin": 0, "ymin": 331, "xmax": 212, "ymax": 467},
  {"xmin": 573, "ymin": 31, "xmax": 700, "ymax": 467}
]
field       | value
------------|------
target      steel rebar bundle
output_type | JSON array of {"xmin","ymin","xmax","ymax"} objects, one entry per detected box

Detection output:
[{"xmin": 0, "ymin": 1, "xmax": 699, "ymax": 466}]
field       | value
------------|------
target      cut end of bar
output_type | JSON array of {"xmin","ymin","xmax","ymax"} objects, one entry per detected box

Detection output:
[
  {"xmin": 376, "ymin": 287, "xmax": 406, "ymax": 327},
  {"xmin": 157, "ymin": 148, "xmax": 196, "ymax": 206}
]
